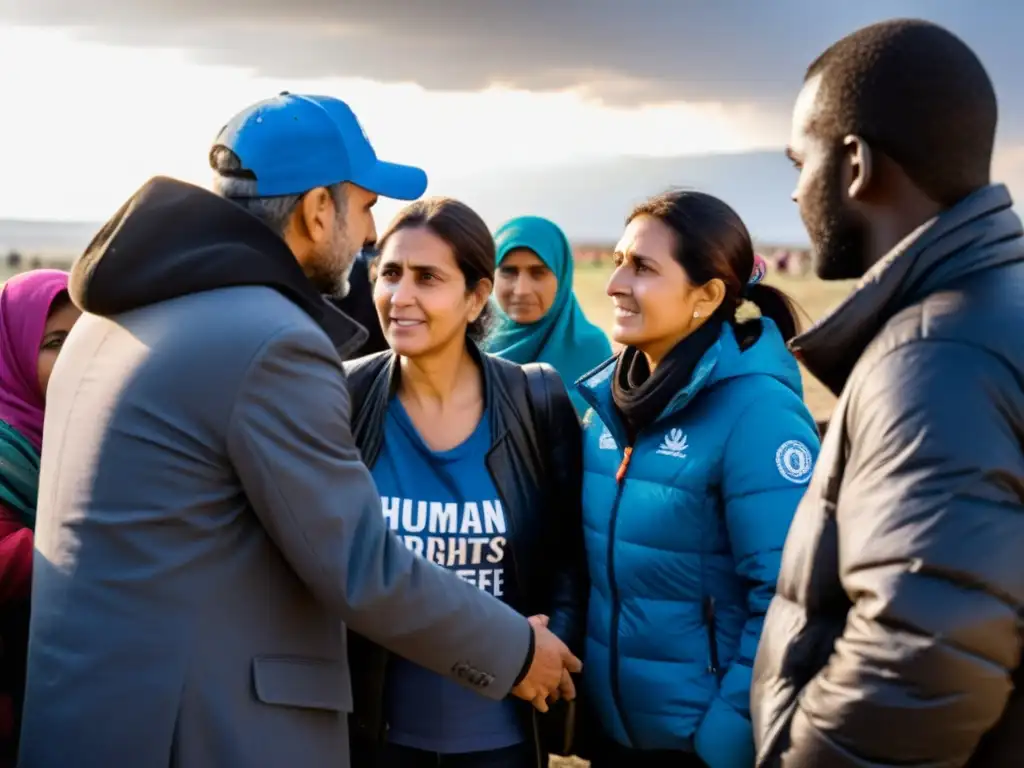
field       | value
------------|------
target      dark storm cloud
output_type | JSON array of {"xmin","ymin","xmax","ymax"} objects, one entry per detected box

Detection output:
[{"xmin": 4, "ymin": 0, "xmax": 1024, "ymax": 133}]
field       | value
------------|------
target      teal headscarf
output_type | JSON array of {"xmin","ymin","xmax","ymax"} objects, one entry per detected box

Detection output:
[
  {"xmin": 0, "ymin": 420, "xmax": 39, "ymax": 529},
  {"xmin": 485, "ymin": 216, "xmax": 611, "ymax": 414}
]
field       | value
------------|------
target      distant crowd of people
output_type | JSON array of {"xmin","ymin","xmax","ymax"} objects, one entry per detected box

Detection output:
[
  {"xmin": 0, "ymin": 17, "xmax": 1021, "ymax": 768},
  {"xmin": 576, "ymin": 247, "xmax": 812, "ymax": 278}
]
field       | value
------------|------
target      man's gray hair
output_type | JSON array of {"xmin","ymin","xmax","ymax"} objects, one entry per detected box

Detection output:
[{"xmin": 209, "ymin": 146, "xmax": 345, "ymax": 236}]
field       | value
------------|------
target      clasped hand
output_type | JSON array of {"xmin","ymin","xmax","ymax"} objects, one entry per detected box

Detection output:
[{"xmin": 511, "ymin": 615, "xmax": 582, "ymax": 713}]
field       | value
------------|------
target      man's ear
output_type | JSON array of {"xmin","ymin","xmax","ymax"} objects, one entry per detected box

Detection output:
[
  {"xmin": 844, "ymin": 134, "xmax": 873, "ymax": 200},
  {"xmin": 298, "ymin": 187, "xmax": 335, "ymax": 244}
]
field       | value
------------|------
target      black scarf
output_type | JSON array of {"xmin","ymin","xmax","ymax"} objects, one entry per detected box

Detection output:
[{"xmin": 612, "ymin": 314, "xmax": 725, "ymax": 443}]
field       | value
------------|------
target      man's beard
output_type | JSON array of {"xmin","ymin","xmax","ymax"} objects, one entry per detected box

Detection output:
[
  {"xmin": 802, "ymin": 150, "xmax": 870, "ymax": 281},
  {"xmin": 333, "ymin": 259, "xmax": 356, "ymax": 299},
  {"xmin": 309, "ymin": 221, "xmax": 357, "ymax": 298}
]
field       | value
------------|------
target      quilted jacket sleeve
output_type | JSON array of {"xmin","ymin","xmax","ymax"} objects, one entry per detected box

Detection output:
[
  {"xmin": 695, "ymin": 383, "xmax": 820, "ymax": 768},
  {"xmin": 772, "ymin": 341, "xmax": 1024, "ymax": 767}
]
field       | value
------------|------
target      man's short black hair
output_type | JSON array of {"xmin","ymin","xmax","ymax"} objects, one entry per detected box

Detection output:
[{"xmin": 806, "ymin": 18, "xmax": 997, "ymax": 206}]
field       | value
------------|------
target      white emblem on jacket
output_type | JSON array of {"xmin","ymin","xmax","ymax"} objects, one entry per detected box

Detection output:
[
  {"xmin": 775, "ymin": 440, "xmax": 814, "ymax": 483},
  {"xmin": 656, "ymin": 428, "xmax": 689, "ymax": 459}
]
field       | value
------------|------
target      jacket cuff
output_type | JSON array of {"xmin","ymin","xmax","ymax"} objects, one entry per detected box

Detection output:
[{"xmin": 513, "ymin": 625, "xmax": 536, "ymax": 687}]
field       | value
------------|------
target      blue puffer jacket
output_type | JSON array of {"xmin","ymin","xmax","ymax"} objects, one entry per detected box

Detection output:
[{"xmin": 577, "ymin": 319, "xmax": 819, "ymax": 768}]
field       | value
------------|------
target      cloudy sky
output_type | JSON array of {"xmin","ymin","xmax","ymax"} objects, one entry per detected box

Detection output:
[{"xmin": 1, "ymin": 1, "xmax": 1023, "ymax": 238}]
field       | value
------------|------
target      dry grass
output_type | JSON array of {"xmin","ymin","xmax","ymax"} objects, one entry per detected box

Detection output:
[{"xmin": 572, "ymin": 264, "xmax": 855, "ymax": 420}]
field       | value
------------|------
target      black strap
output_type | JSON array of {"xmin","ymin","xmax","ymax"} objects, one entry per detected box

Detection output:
[
  {"xmin": 347, "ymin": 373, "xmax": 371, "ymax": 454},
  {"xmin": 344, "ymin": 353, "xmax": 394, "ymax": 467},
  {"xmin": 522, "ymin": 362, "xmax": 559, "ymax": 468},
  {"xmin": 523, "ymin": 362, "xmax": 555, "ymax": 424}
]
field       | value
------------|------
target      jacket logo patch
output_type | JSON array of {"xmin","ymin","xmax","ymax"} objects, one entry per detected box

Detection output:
[
  {"xmin": 656, "ymin": 428, "xmax": 689, "ymax": 458},
  {"xmin": 775, "ymin": 440, "xmax": 814, "ymax": 484},
  {"xmin": 599, "ymin": 426, "xmax": 616, "ymax": 450}
]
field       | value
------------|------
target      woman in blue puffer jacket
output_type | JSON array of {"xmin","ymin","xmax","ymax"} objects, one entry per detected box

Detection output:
[{"xmin": 575, "ymin": 190, "xmax": 820, "ymax": 768}]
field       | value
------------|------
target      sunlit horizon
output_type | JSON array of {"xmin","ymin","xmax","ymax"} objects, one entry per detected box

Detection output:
[{"xmin": 0, "ymin": 25, "xmax": 790, "ymax": 224}]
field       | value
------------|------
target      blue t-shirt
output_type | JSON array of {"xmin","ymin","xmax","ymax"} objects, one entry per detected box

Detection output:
[{"xmin": 371, "ymin": 398, "xmax": 524, "ymax": 754}]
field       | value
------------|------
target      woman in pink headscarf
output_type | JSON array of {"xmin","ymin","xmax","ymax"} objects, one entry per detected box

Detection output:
[{"xmin": 0, "ymin": 269, "xmax": 78, "ymax": 765}]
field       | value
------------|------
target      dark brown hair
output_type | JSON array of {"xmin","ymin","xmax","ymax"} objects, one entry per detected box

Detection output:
[
  {"xmin": 376, "ymin": 197, "xmax": 496, "ymax": 342},
  {"xmin": 628, "ymin": 189, "xmax": 802, "ymax": 342},
  {"xmin": 47, "ymin": 290, "xmax": 71, "ymax": 317}
]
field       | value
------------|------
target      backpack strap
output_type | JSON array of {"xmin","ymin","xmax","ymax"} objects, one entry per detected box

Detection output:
[
  {"xmin": 520, "ymin": 362, "xmax": 578, "ymax": 478},
  {"xmin": 522, "ymin": 362, "xmax": 556, "ymax": 436}
]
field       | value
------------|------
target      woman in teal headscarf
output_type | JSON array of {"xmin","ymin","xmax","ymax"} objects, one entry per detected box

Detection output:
[{"xmin": 486, "ymin": 216, "xmax": 611, "ymax": 414}]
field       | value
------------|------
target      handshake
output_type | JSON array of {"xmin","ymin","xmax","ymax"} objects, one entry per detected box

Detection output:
[{"xmin": 511, "ymin": 615, "xmax": 583, "ymax": 713}]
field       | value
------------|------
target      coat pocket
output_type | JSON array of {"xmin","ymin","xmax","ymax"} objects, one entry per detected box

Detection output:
[{"xmin": 252, "ymin": 655, "xmax": 353, "ymax": 713}]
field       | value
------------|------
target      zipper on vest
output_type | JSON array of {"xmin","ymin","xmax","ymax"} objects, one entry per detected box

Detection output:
[
  {"xmin": 615, "ymin": 446, "xmax": 633, "ymax": 483},
  {"xmin": 703, "ymin": 595, "xmax": 721, "ymax": 678},
  {"xmin": 606, "ymin": 446, "xmax": 639, "ymax": 747}
]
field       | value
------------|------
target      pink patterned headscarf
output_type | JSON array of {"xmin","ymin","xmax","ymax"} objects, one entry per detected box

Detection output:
[{"xmin": 0, "ymin": 270, "xmax": 70, "ymax": 450}]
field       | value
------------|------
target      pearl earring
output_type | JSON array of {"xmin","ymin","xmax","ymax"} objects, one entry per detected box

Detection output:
[{"xmin": 693, "ymin": 311, "xmax": 700, "ymax": 318}]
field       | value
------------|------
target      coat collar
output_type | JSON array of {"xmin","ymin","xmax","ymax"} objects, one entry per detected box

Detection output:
[
  {"xmin": 353, "ymin": 340, "xmax": 518, "ymax": 461},
  {"xmin": 792, "ymin": 184, "xmax": 1024, "ymax": 395}
]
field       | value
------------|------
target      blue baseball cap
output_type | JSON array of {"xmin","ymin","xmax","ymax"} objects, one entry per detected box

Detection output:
[{"xmin": 212, "ymin": 92, "xmax": 427, "ymax": 200}]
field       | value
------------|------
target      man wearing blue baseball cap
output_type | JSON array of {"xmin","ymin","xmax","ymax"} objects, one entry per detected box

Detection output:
[
  {"xmin": 210, "ymin": 91, "xmax": 427, "ymax": 298},
  {"xmin": 19, "ymin": 93, "xmax": 579, "ymax": 768}
]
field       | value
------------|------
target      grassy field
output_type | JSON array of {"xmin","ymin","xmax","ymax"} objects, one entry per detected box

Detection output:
[{"xmin": 571, "ymin": 264, "xmax": 855, "ymax": 420}]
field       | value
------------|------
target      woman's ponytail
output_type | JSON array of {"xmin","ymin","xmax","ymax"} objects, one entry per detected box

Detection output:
[{"xmin": 744, "ymin": 282, "xmax": 804, "ymax": 343}]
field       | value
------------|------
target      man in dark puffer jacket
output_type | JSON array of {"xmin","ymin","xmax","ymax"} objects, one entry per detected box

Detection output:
[{"xmin": 753, "ymin": 19, "xmax": 1024, "ymax": 767}]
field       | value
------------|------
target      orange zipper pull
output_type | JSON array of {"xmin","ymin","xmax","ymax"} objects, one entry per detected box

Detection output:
[{"xmin": 616, "ymin": 446, "xmax": 633, "ymax": 484}]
